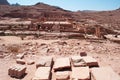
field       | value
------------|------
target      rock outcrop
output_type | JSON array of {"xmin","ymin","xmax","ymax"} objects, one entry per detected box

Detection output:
[{"xmin": 0, "ymin": 0, "xmax": 9, "ymax": 5}]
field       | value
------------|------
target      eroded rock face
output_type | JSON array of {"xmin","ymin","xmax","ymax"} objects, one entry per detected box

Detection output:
[{"xmin": 0, "ymin": 0, "xmax": 9, "ymax": 5}]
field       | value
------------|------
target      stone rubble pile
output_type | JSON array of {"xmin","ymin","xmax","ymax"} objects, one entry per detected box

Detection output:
[
  {"xmin": 1, "ymin": 40, "xmax": 120, "ymax": 59},
  {"xmin": 8, "ymin": 54, "xmax": 120, "ymax": 80}
]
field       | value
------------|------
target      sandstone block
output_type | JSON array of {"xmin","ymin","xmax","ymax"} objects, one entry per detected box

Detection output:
[
  {"xmin": 36, "ymin": 56, "xmax": 53, "ymax": 68},
  {"xmin": 71, "ymin": 67, "xmax": 90, "ymax": 80},
  {"xmin": 27, "ymin": 60, "xmax": 35, "ymax": 65},
  {"xmin": 71, "ymin": 56, "xmax": 86, "ymax": 67},
  {"xmin": 80, "ymin": 52, "xmax": 87, "ymax": 56},
  {"xmin": 53, "ymin": 57, "xmax": 71, "ymax": 71},
  {"xmin": 91, "ymin": 66, "xmax": 120, "ymax": 80},
  {"xmin": 16, "ymin": 53, "xmax": 24, "ymax": 59},
  {"xmin": 71, "ymin": 56, "xmax": 82, "ymax": 62},
  {"xmin": 16, "ymin": 59, "xmax": 25, "ymax": 64},
  {"xmin": 32, "ymin": 67, "xmax": 51, "ymax": 80},
  {"xmin": 8, "ymin": 65, "xmax": 26, "ymax": 78},
  {"xmin": 8, "ymin": 66, "xmax": 16, "ymax": 76},
  {"xmin": 82, "ymin": 56, "xmax": 98, "ymax": 67},
  {"xmin": 17, "ymin": 66, "xmax": 26, "ymax": 78},
  {"xmin": 55, "ymin": 71, "xmax": 70, "ymax": 80}
]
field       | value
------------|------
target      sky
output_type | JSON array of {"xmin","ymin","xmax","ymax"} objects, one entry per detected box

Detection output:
[{"xmin": 8, "ymin": 0, "xmax": 120, "ymax": 11}]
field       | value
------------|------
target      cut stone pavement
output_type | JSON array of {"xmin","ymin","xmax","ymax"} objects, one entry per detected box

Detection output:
[
  {"xmin": 71, "ymin": 66, "xmax": 90, "ymax": 80},
  {"xmin": 32, "ymin": 67, "xmax": 51, "ymax": 80},
  {"xmin": 91, "ymin": 66, "xmax": 120, "ymax": 80},
  {"xmin": 53, "ymin": 57, "xmax": 71, "ymax": 71}
]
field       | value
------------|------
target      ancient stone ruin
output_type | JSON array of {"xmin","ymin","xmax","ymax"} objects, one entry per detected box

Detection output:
[
  {"xmin": 0, "ymin": 18, "xmax": 118, "ymax": 40},
  {"xmin": 8, "ymin": 54, "xmax": 120, "ymax": 80}
]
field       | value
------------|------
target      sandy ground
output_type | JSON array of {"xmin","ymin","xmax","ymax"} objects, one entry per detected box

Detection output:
[{"xmin": 0, "ymin": 36, "xmax": 120, "ymax": 80}]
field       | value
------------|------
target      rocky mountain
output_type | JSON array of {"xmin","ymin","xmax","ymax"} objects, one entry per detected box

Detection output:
[
  {"xmin": 75, "ymin": 9, "xmax": 120, "ymax": 30},
  {"xmin": 0, "ymin": 0, "xmax": 9, "ymax": 5},
  {"xmin": 0, "ymin": 2, "xmax": 72, "ymax": 19},
  {"xmin": 0, "ymin": 2, "xmax": 120, "ymax": 30}
]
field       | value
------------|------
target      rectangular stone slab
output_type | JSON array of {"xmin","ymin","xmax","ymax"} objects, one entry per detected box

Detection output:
[
  {"xmin": 71, "ymin": 67, "xmax": 90, "ymax": 80},
  {"xmin": 55, "ymin": 71, "xmax": 70, "ymax": 80},
  {"xmin": 91, "ymin": 66, "xmax": 120, "ymax": 80},
  {"xmin": 71, "ymin": 56, "xmax": 86, "ymax": 67},
  {"xmin": 8, "ymin": 65, "xmax": 26, "ymax": 78},
  {"xmin": 16, "ymin": 53, "xmax": 24, "ymax": 59},
  {"xmin": 36, "ymin": 56, "xmax": 53, "ymax": 68},
  {"xmin": 53, "ymin": 58, "xmax": 71, "ymax": 71},
  {"xmin": 82, "ymin": 56, "xmax": 98, "ymax": 67},
  {"xmin": 16, "ymin": 59, "xmax": 25, "ymax": 64},
  {"xmin": 32, "ymin": 67, "xmax": 51, "ymax": 80},
  {"xmin": 71, "ymin": 56, "xmax": 83, "ymax": 62}
]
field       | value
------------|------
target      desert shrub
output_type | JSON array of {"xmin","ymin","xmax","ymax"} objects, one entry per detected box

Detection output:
[{"xmin": 7, "ymin": 45, "xmax": 20, "ymax": 54}]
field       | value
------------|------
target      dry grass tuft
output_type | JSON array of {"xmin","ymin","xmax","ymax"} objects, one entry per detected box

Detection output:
[{"xmin": 7, "ymin": 45, "xmax": 20, "ymax": 54}]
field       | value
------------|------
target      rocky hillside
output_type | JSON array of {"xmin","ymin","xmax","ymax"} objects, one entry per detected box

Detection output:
[
  {"xmin": 75, "ymin": 9, "xmax": 120, "ymax": 30},
  {"xmin": 0, "ymin": 2, "xmax": 120, "ymax": 30},
  {"xmin": 0, "ymin": 2, "xmax": 72, "ymax": 19},
  {"xmin": 0, "ymin": 0, "xmax": 9, "ymax": 5}
]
